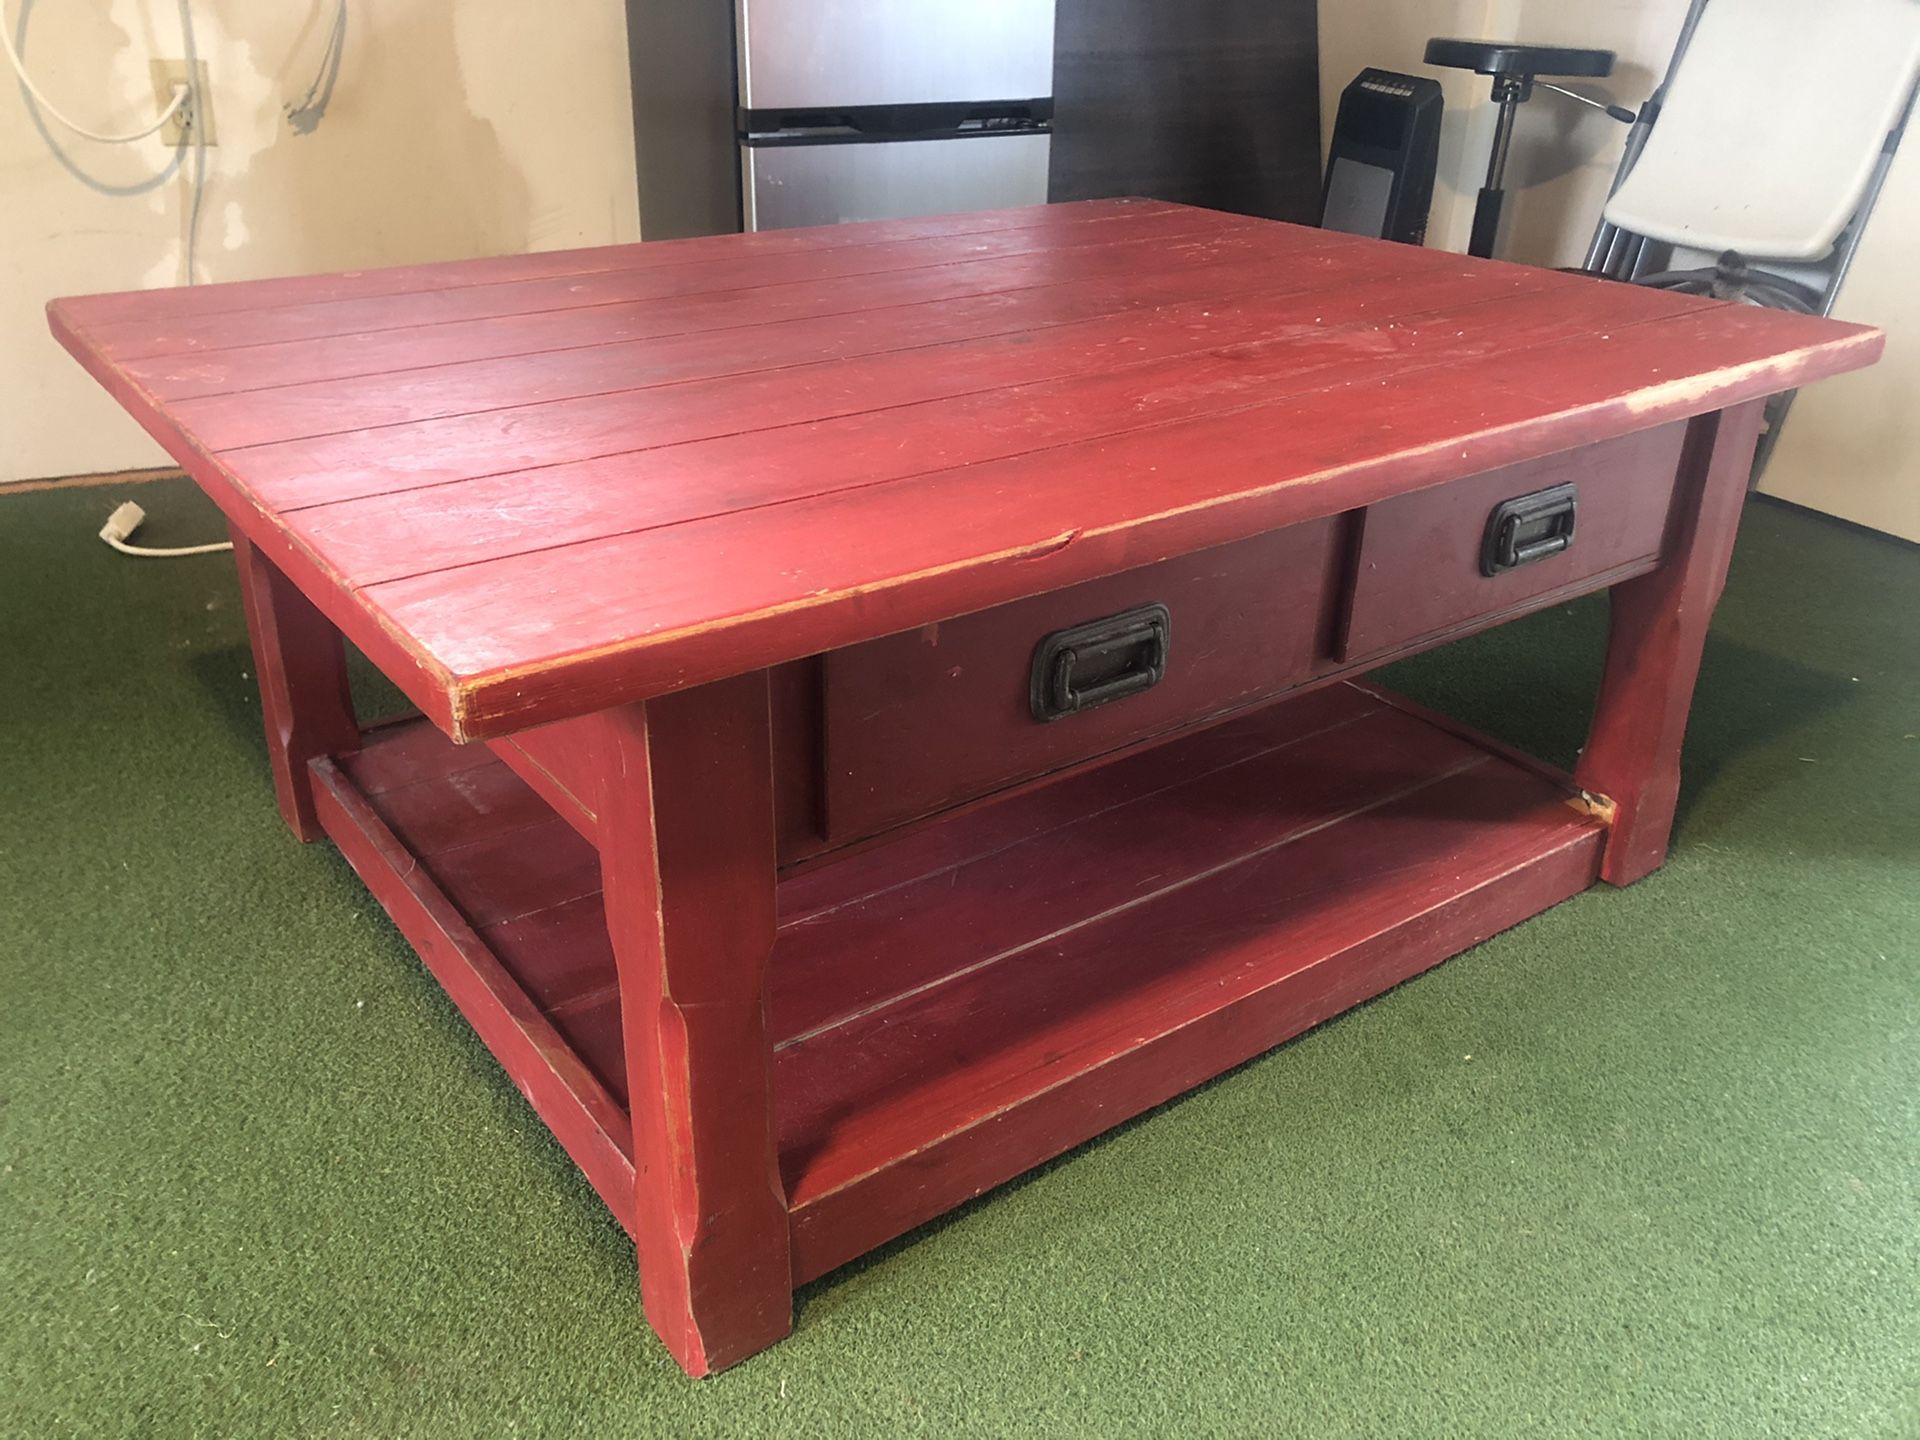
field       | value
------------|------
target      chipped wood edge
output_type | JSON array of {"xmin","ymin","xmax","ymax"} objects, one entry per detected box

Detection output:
[{"xmin": 1566, "ymin": 789, "xmax": 1618, "ymax": 824}]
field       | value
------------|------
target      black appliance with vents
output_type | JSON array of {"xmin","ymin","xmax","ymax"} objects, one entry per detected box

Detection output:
[{"xmin": 1320, "ymin": 68, "xmax": 1443, "ymax": 245}]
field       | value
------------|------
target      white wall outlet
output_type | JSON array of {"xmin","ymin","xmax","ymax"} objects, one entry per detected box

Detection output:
[{"xmin": 150, "ymin": 59, "xmax": 215, "ymax": 146}]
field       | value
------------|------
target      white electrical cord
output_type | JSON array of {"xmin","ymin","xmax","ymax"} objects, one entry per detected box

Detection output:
[
  {"xmin": 11, "ymin": 5, "xmax": 219, "ymax": 545},
  {"xmin": 99, "ymin": 501, "xmax": 232, "ymax": 558},
  {"xmin": 286, "ymin": 0, "xmax": 345, "ymax": 134},
  {"xmin": 1, "ymin": 1, "xmax": 189, "ymax": 143},
  {"xmin": 4, "ymin": 2, "xmax": 206, "ymax": 282}
]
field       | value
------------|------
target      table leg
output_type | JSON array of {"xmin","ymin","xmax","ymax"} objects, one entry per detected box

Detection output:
[
  {"xmin": 229, "ymin": 529, "xmax": 360, "ymax": 842},
  {"xmin": 1575, "ymin": 400, "xmax": 1765, "ymax": 886},
  {"xmin": 586, "ymin": 672, "xmax": 792, "ymax": 1376}
]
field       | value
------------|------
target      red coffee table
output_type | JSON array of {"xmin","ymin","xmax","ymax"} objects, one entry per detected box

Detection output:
[{"xmin": 50, "ymin": 200, "xmax": 1879, "ymax": 1375}]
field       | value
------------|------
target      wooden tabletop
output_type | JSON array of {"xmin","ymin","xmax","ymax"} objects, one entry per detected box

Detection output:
[{"xmin": 50, "ymin": 199, "xmax": 1880, "ymax": 742}]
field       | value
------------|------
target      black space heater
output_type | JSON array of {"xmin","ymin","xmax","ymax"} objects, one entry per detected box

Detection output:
[{"xmin": 1320, "ymin": 68, "xmax": 1444, "ymax": 245}]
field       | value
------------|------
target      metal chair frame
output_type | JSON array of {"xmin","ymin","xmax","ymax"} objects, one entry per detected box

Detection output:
[{"xmin": 1582, "ymin": 0, "xmax": 1920, "ymax": 476}]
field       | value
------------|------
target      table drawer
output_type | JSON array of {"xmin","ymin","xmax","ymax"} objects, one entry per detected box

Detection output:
[
  {"xmin": 1339, "ymin": 422, "xmax": 1687, "ymax": 661},
  {"xmin": 820, "ymin": 519, "xmax": 1341, "ymax": 842}
]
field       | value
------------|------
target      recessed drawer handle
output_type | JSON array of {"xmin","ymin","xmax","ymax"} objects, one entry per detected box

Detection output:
[
  {"xmin": 1029, "ymin": 603, "xmax": 1171, "ymax": 723},
  {"xmin": 1481, "ymin": 482, "xmax": 1578, "ymax": 576}
]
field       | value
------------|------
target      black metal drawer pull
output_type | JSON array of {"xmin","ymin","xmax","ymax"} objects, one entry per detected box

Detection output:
[
  {"xmin": 1029, "ymin": 603, "xmax": 1171, "ymax": 723},
  {"xmin": 1481, "ymin": 482, "xmax": 1578, "ymax": 575}
]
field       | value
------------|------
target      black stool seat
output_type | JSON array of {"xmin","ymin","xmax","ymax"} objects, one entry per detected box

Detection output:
[
  {"xmin": 1423, "ymin": 39, "xmax": 1614, "ymax": 79},
  {"xmin": 1425, "ymin": 38, "xmax": 1618, "ymax": 258}
]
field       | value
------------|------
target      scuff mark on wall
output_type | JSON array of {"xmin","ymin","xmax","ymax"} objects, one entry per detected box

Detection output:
[{"xmin": 221, "ymin": 198, "xmax": 248, "ymax": 251}]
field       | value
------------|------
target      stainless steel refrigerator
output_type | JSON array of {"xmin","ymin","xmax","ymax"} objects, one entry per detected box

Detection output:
[
  {"xmin": 623, "ymin": 0, "xmax": 1321, "ymax": 241},
  {"xmin": 735, "ymin": 0, "xmax": 1055, "ymax": 230}
]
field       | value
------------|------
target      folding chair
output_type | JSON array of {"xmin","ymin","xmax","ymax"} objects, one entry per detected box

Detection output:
[{"xmin": 1583, "ymin": 0, "xmax": 1920, "ymax": 477}]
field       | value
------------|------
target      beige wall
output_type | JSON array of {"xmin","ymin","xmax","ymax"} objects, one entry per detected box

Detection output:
[
  {"xmin": 2, "ymin": 1, "xmax": 639, "ymax": 483},
  {"xmin": 1318, "ymin": 0, "xmax": 1920, "ymax": 540},
  {"xmin": 1760, "ymin": 119, "xmax": 1920, "ymax": 540}
]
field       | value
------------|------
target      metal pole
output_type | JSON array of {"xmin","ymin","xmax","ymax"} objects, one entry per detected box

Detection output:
[{"xmin": 1469, "ymin": 78, "xmax": 1525, "ymax": 259}]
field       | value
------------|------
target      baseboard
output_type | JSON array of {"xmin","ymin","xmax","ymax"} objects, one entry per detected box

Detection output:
[{"xmin": 0, "ymin": 466, "xmax": 182, "ymax": 497}]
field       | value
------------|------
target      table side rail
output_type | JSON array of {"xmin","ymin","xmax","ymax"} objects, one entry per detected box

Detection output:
[{"xmin": 308, "ymin": 756, "xmax": 637, "ymax": 1233}]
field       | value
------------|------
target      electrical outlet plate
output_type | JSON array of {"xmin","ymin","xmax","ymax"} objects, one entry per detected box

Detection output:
[{"xmin": 150, "ymin": 59, "xmax": 214, "ymax": 146}]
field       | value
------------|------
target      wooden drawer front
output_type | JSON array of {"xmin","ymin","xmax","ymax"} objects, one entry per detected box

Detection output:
[
  {"xmin": 821, "ymin": 519, "xmax": 1340, "ymax": 842},
  {"xmin": 1340, "ymin": 422, "xmax": 1687, "ymax": 661}
]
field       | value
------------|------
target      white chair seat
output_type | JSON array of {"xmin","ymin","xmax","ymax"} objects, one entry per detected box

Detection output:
[{"xmin": 1603, "ymin": 0, "xmax": 1920, "ymax": 259}]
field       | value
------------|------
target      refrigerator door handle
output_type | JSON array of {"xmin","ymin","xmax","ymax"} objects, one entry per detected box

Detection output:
[{"xmin": 740, "ymin": 99, "xmax": 1053, "ymax": 143}]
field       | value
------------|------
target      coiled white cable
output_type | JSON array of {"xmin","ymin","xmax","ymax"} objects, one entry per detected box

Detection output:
[{"xmin": 1, "ymin": 1, "xmax": 189, "ymax": 143}]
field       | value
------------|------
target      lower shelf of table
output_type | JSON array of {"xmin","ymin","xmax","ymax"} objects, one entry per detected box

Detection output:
[{"xmin": 310, "ymin": 680, "xmax": 1607, "ymax": 1285}]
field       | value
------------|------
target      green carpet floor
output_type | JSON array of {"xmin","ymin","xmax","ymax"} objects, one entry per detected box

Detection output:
[{"xmin": 2, "ymin": 477, "xmax": 1915, "ymax": 1438}]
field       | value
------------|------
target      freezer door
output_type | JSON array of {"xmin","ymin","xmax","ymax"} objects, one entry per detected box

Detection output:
[
  {"xmin": 736, "ymin": 0, "xmax": 1054, "ymax": 110},
  {"xmin": 742, "ymin": 133, "xmax": 1052, "ymax": 230}
]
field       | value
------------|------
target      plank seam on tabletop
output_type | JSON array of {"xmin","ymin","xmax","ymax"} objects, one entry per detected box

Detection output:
[
  {"xmin": 58, "ymin": 199, "xmax": 1180, "ymax": 333},
  {"xmin": 278, "ymin": 263, "xmax": 1574, "ymax": 549},
  {"xmin": 260, "ymin": 266, "xmax": 1430, "ymax": 507},
  {"xmin": 169, "ymin": 227, "xmax": 1335, "ymax": 446},
  {"xmin": 342, "ymin": 286, "xmax": 1722, "ymax": 592},
  {"xmin": 328, "ymin": 274, "xmax": 1602, "ymax": 589},
  {"xmin": 179, "ymin": 230, "xmax": 1371, "ymax": 448},
  {"xmin": 113, "ymin": 206, "xmax": 1227, "ymax": 398},
  {"xmin": 159, "ymin": 227, "xmax": 1359, "ymax": 413},
  {"xmin": 80, "ymin": 209, "xmax": 1266, "ymax": 363},
  {"xmin": 207, "ymin": 237, "xmax": 1454, "ymax": 501}
]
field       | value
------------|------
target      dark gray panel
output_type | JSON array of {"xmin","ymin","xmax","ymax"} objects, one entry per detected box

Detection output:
[
  {"xmin": 625, "ymin": 0, "xmax": 743, "ymax": 238},
  {"xmin": 1050, "ymin": 0, "xmax": 1322, "ymax": 222}
]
